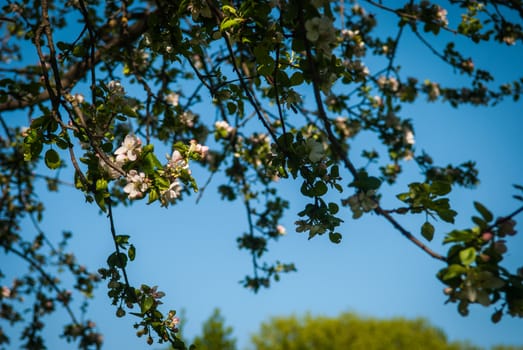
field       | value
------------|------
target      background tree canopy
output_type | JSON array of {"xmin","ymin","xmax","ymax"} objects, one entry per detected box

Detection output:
[
  {"xmin": 0, "ymin": 0, "xmax": 522, "ymax": 348},
  {"xmin": 190, "ymin": 309, "xmax": 523, "ymax": 350}
]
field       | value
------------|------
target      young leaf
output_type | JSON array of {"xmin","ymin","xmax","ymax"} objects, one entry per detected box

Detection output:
[
  {"xmin": 459, "ymin": 247, "xmax": 476, "ymax": 266},
  {"xmin": 141, "ymin": 295, "xmax": 154, "ymax": 314},
  {"xmin": 128, "ymin": 244, "xmax": 136, "ymax": 261}
]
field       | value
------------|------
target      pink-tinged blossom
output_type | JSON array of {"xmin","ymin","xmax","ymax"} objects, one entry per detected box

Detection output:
[
  {"xmin": 276, "ymin": 225, "xmax": 286, "ymax": 235},
  {"xmin": 189, "ymin": 139, "xmax": 209, "ymax": 158},
  {"xmin": 481, "ymin": 232, "xmax": 493, "ymax": 241},
  {"xmin": 1, "ymin": 286, "xmax": 11, "ymax": 298},
  {"xmin": 124, "ymin": 170, "xmax": 148, "ymax": 199},
  {"xmin": 215, "ymin": 120, "xmax": 234, "ymax": 136},
  {"xmin": 115, "ymin": 134, "xmax": 142, "ymax": 162},
  {"xmin": 436, "ymin": 6, "xmax": 448, "ymax": 26}
]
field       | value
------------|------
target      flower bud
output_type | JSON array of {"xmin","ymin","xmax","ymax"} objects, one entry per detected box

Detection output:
[{"xmin": 481, "ymin": 232, "xmax": 493, "ymax": 241}]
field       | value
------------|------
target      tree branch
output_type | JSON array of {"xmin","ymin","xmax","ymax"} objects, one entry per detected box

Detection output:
[{"xmin": 0, "ymin": 12, "xmax": 149, "ymax": 112}]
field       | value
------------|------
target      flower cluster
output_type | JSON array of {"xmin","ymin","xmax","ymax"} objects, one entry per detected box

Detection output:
[
  {"xmin": 180, "ymin": 111, "xmax": 196, "ymax": 127},
  {"xmin": 377, "ymin": 76, "xmax": 399, "ymax": 93},
  {"xmin": 189, "ymin": 139, "xmax": 209, "ymax": 159},
  {"xmin": 435, "ymin": 6, "xmax": 449, "ymax": 26},
  {"xmin": 107, "ymin": 80, "xmax": 125, "ymax": 96},
  {"xmin": 343, "ymin": 190, "xmax": 378, "ymax": 218},
  {"xmin": 423, "ymin": 80, "xmax": 441, "ymax": 101},
  {"xmin": 304, "ymin": 16, "xmax": 337, "ymax": 55},
  {"xmin": 448, "ymin": 270, "xmax": 505, "ymax": 307},
  {"xmin": 305, "ymin": 138, "xmax": 325, "ymax": 163},
  {"xmin": 165, "ymin": 311, "xmax": 180, "ymax": 331},
  {"xmin": 215, "ymin": 120, "xmax": 235, "ymax": 139},
  {"xmin": 123, "ymin": 170, "xmax": 149, "ymax": 199},
  {"xmin": 161, "ymin": 150, "xmax": 187, "ymax": 205},
  {"xmin": 102, "ymin": 134, "xmax": 208, "ymax": 204},
  {"xmin": 165, "ymin": 92, "xmax": 179, "ymax": 107},
  {"xmin": 115, "ymin": 134, "xmax": 142, "ymax": 163},
  {"xmin": 341, "ymin": 29, "xmax": 366, "ymax": 57}
]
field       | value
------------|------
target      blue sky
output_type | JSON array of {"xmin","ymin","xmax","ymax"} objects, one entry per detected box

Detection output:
[{"xmin": 2, "ymin": 1, "xmax": 523, "ymax": 349}]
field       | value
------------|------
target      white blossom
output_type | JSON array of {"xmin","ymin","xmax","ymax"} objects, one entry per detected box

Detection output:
[
  {"xmin": 377, "ymin": 76, "xmax": 399, "ymax": 92},
  {"xmin": 306, "ymin": 138, "xmax": 325, "ymax": 163},
  {"xmin": 304, "ymin": 16, "xmax": 336, "ymax": 54},
  {"xmin": 74, "ymin": 93, "xmax": 85, "ymax": 103},
  {"xmin": 107, "ymin": 80, "xmax": 125, "ymax": 96},
  {"xmin": 123, "ymin": 170, "xmax": 148, "ymax": 199},
  {"xmin": 161, "ymin": 179, "xmax": 182, "ymax": 205},
  {"xmin": 99, "ymin": 155, "xmax": 123, "ymax": 179},
  {"xmin": 404, "ymin": 129, "xmax": 415, "ymax": 145},
  {"xmin": 180, "ymin": 111, "xmax": 195, "ymax": 127},
  {"xmin": 115, "ymin": 134, "xmax": 142, "ymax": 162},
  {"xmin": 436, "ymin": 6, "xmax": 449, "ymax": 26},
  {"xmin": 165, "ymin": 92, "xmax": 179, "ymax": 107}
]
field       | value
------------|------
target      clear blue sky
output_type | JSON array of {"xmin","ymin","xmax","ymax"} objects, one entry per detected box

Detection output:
[{"xmin": 2, "ymin": 2, "xmax": 523, "ymax": 349}]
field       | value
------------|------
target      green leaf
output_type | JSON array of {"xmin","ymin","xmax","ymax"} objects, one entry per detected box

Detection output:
[
  {"xmin": 329, "ymin": 232, "xmax": 342, "ymax": 244},
  {"xmin": 148, "ymin": 188, "xmax": 159, "ymax": 204},
  {"xmin": 128, "ymin": 244, "xmax": 136, "ymax": 261},
  {"xmin": 72, "ymin": 45, "xmax": 86, "ymax": 57},
  {"xmin": 290, "ymin": 72, "xmax": 304, "ymax": 86},
  {"xmin": 220, "ymin": 17, "xmax": 244, "ymax": 31},
  {"xmin": 440, "ymin": 264, "xmax": 467, "ymax": 280},
  {"xmin": 107, "ymin": 252, "xmax": 128, "ymax": 269},
  {"xmin": 313, "ymin": 181, "xmax": 328, "ymax": 196},
  {"xmin": 221, "ymin": 5, "xmax": 237, "ymax": 15},
  {"xmin": 96, "ymin": 179, "xmax": 108, "ymax": 191},
  {"xmin": 459, "ymin": 247, "xmax": 476, "ymax": 266},
  {"xmin": 57, "ymin": 41, "xmax": 72, "ymax": 51},
  {"xmin": 430, "ymin": 181, "xmax": 451, "ymax": 195},
  {"xmin": 473, "ymin": 201, "xmax": 493, "ymax": 222},
  {"xmin": 396, "ymin": 192, "xmax": 410, "ymax": 202},
  {"xmin": 328, "ymin": 202, "xmax": 339, "ymax": 215},
  {"xmin": 122, "ymin": 105, "xmax": 138, "ymax": 118},
  {"xmin": 330, "ymin": 165, "xmax": 339, "ymax": 178},
  {"xmin": 471, "ymin": 216, "xmax": 487, "ymax": 230},
  {"xmin": 443, "ymin": 229, "xmax": 477, "ymax": 244},
  {"xmin": 363, "ymin": 176, "xmax": 381, "ymax": 191},
  {"xmin": 44, "ymin": 149, "xmax": 61, "ymax": 169},
  {"xmin": 141, "ymin": 295, "xmax": 155, "ymax": 313},
  {"xmin": 300, "ymin": 182, "xmax": 312, "ymax": 197},
  {"xmin": 437, "ymin": 209, "xmax": 457, "ymax": 223},
  {"xmin": 421, "ymin": 221, "xmax": 435, "ymax": 241}
]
